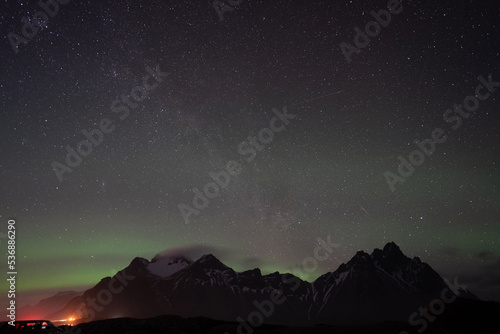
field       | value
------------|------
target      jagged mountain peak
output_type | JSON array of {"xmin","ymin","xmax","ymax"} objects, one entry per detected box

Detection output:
[
  {"xmin": 194, "ymin": 254, "xmax": 229, "ymax": 269},
  {"xmin": 131, "ymin": 256, "xmax": 150, "ymax": 265},
  {"xmin": 371, "ymin": 241, "xmax": 406, "ymax": 258},
  {"xmin": 371, "ymin": 242, "xmax": 410, "ymax": 272},
  {"xmin": 383, "ymin": 241, "xmax": 404, "ymax": 255},
  {"xmin": 127, "ymin": 257, "xmax": 150, "ymax": 272},
  {"xmin": 348, "ymin": 250, "xmax": 372, "ymax": 264},
  {"xmin": 199, "ymin": 253, "xmax": 218, "ymax": 260},
  {"xmin": 354, "ymin": 250, "xmax": 370, "ymax": 257},
  {"xmin": 336, "ymin": 250, "xmax": 377, "ymax": 275},
  {"xmin": 242, "ymin": 268, "xmax": 262, "ymax": 276}
]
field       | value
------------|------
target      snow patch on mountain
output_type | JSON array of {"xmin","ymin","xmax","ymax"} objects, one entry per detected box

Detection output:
[{"xmin": 147, "ymin": 256, "xmax": 192, "ymax": 277}]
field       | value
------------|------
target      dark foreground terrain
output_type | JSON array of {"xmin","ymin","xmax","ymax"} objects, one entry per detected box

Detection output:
[
  {"xmin": 72, "ymin": 317, "xmax": 499, "ymax": 334},
  {"xmin": 70, "ymin": 298, "xmax": 499, "ymax": 334}
]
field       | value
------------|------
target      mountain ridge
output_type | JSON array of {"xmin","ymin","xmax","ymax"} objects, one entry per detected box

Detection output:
[{"xmin": 18, "ymin": 242, "xmax": 481, "ymax": 326}]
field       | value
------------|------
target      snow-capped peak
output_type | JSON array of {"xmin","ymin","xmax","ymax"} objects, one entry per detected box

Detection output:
[{"xmin": 147, "ymin": 255, "xmax": 192, "ymax": 277}]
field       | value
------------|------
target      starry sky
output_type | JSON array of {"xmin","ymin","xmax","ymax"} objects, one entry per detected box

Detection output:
[{"xmin": 1, "ymin": 0, "xmax": 499, "ymax": 308}]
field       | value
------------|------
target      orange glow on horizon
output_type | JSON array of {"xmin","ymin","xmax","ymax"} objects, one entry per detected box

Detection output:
[{"xmin": 52, "ymin": 316, "xmax": 77, "ymax": 326}]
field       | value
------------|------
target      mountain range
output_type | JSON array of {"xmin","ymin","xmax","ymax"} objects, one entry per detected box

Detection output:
[{"xmin": 19, "ymin": 242, "xmax": 484, "ymax": 326}]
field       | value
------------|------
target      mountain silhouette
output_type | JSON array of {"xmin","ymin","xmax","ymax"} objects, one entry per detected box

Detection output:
[{"xmin": 20, "ymin": 242, "xmax": 483, "ymax": 326}]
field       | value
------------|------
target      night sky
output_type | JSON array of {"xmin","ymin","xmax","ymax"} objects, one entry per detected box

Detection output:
[{"xmin": 1, "ymin": 0, "xmax": 499, "ymax": 308}]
